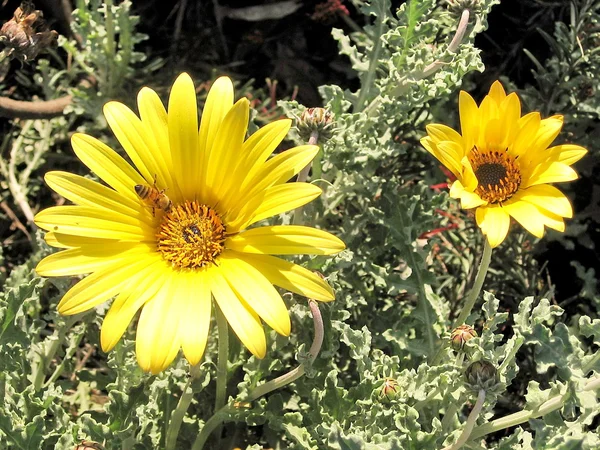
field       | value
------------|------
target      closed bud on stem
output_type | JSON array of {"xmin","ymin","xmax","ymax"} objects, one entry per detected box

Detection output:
[
  {"xmin": 75, "ymin": 441, "xmax": 105, "ymax": 450},
  {"xmin": 297, "ymin": 107, "xmax": 335, "ymax": 144},
  {"xmin": 465, "ymin": 360, "xmax": 498, "ymax": 391},
  {"xmin": 377, "ymin": 377, "xmax": 402, "ymax": 402},
  {"xmin": 450, "ymin": 324, "xmax": 477, "ymax": 351},
  {"xmin": 0, "ymin": 2, "xmax": 58, "ymax": 62},
  {"xmin": 446, "ymin": 0, "xmax": 482, "ymax": 17}
]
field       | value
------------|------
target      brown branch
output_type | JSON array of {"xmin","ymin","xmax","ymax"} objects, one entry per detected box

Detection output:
[{"xmin": 0, "ymin": 94, "xmax": 73, "ymax": 119}]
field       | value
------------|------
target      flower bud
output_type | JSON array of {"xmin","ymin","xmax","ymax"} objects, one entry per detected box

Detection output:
[
  {"xmin": 446, "ymin": 0, "xmax": 482, "ymax": 17},
  {"xmin": 377, "ymin": 377, "xmax": 402, "ymax": 402},
  {"xmin": 297, "ymin": 107, "xmax": 334, "ymax": 144},
  {"xmin": 0, "ymin": 2, "xmax": 58, "ymax": 62},
  {"xmin": 450, "ymin": 324, "xmax": 477, "ymax": 351},
  {"xmin": 465, "ymin": 360, "xmax": 498, "ymax": 391},
  {"xmin": 75, "ymin": 441, "xmax": 104, "ymax": 450}
]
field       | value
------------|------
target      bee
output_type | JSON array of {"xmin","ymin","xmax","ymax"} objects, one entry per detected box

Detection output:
[{"xmin": 134, "ymin": 177, "xmax": 172, "ymax": 216}]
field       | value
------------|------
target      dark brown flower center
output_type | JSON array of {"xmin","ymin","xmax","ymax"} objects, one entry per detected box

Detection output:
[
  {"xmin": 156, "ymin": 201, "xmax": 225, "ymax": 269},
  {"xmin": 468, "ymin": 146, "xmax": 521, "ymax": 204}
]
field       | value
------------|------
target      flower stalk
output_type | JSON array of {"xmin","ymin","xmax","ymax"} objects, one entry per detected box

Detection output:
[
  {"xmin": 469, "ymin": 376, "xmax": 600, "ymax": 441},
  {"xmin": 165, "ymin": 364, "xmax": 202, "ymax": 450},
  {"xmin": 191, "ymin": 300, "xmax": 324, "ymax": 450},
  {"xmin": 453, "ymin": 239, "xmax": 492, "ymax": 327},
  {"xmin": 442, "ymin": 389, "xmax": 486, "ymax": 450}
]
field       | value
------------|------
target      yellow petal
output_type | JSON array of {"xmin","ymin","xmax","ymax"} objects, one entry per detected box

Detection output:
[
  {"xmin": 219, "ymin": 254, "xmax": 291, "ymax": 336},
  {"xmin": 498, "ymin": 93, "xmax": 521, "ymax": 147},
  {"xmin": 502, "ymin": 199, "xmax": 546, "ymax": 238},
  {"xmin": 459, "ymin": 190, "xmax": 487, "ymax": 209},
  {"xmin": 179, "ymin": 270, "xmax": 212, "ymax": 366},
  {"xmin": 226, "ymin": 225, "xmax": 345, "ymax": 256},
  {"xmin": 58, "ymin": 255, "xmax": 162, "ymax": 315},
  {"xmin": 242, "ymin": 119, "xmax": 293, "ymax": 169},
  {"xmin": 44, "ymin": 232, "xmax": 119, "ymax": 249},
  {"xmin": 136, "ymin": 274, "xmax": 181, "ymax": 374},
  {"xmin": 488, "ymin": 80, "xmax": 506, "ymax": 103},
  {"xmin": 199, "ymin": 76, "xmax": 235, "ymax": 169},
  {"xmin": 101, "ymin": 261, "xmax": 167, "ymax": 352},
  {"xmin": 203, "ymin": 98, "xmax": 249, "ymax": 207},
  {"xmin": 449, "ymin": 179, "xmax": 465, "ymax": 198},
  {"xmin": 524, "ymin": 162, "xmax": 578, "ymax": 187},
  {"xmin": 425, "ymin": 124, "xmax": 464, "ymax": 147},
  {"xmin": 545, "ymin": 144, "xmax": 588, "ymax": 166},
  {"xmin": 478, "ymin": 94, "xmax": 499, "ymax": 125},
  {"xmin": 428, "ymin": 141, "xmax": 463, "ymax": 179},
  {"xmin": 475, "ymin": 205, "xmax": 510, "ymax": 248},
  {"xmin": 540, "ymin": 210, "xmax": 566, "ymax": 232},
  {"xmin": 517, "ymin": 184, "xmax": 573, "ymax": 218},
  {"xmin": 209, "ymin": 266, "xmax": 266, "ymax": 358},
  {"xmin": 168, "ymin": 73, "xmax": 199, "ymax": 199},
  {"xmin": 36, "ymin": 243, "xmax": 152, "ymax": 277},
  {"xmin": 459, "ymin": 91, "xmax": 479, "ymax": 149},
  {"xmin": 237, "ymin": 253, "xmax": 335, "ymax": 301},
  {"xmin": 137, "ymin": 87, "xmax": 170, "ymax": 164},
  {"xmin": 222, "ymin": 119, "xmax": 292, "ymax": 208},
  {"xmin": 104, "ymin": 101, "xmax": 181, "ymax": 203},
  {"xmin": 239, "ymin": 145, "xmax": 319, "ymax": 205},
  {"xmin": 45, "ymin": 171, "xmax": 144, "ymax": 217},
  {"xmin": 241, "ymin": 183, "xmax": 322, "ymax": 227},
  {"xmin": 34, "ymin": 206, "xmax": 154, "ymax": 240},
  {"xmin": 511, "ymin": 112, "xmax": 540, "ymax": 158},
  {"xmin": 71, "ymin": 133, "xmax": 145, "ymax": 201}
]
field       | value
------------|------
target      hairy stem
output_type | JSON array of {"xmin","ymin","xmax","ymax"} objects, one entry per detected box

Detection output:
[
  {"xmin": 165, "ymin": 365, "xmax": 202, "ymax": 450},
  {"xmin": 453, "ymin": 239, "xmax": 493, "ymax": 327},
  {"xmin": 293, "ymin": 131, "xmax": 319, "ymax": 225},
  {"xmin": 442, "ymin": 389, "xmax": 487, "ymax": 450},
  {"xmin": 192, "ymin": 301, "xmax": 324, "ymax": 450},
  {"xmin": 470, "ymin": 376, "xmax": 600, "ymax": 441},
  {"xmin": 355, "ymin": 13, "xmax": 385, "ymax": 112}
]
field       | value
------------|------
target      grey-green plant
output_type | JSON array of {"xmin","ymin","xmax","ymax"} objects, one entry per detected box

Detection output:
[{"xmin": 0, "ymin": 0, "xmax": 598, "ymax": 449}]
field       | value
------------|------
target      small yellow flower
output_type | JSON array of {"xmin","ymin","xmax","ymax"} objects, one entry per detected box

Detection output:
[
  {"xmin": 421, "ymin": 81, "xmax": 587, "ymax": 247},
  {"xmin": 35, "ymin": 74, "xmax": 345, "ymax": 374}
]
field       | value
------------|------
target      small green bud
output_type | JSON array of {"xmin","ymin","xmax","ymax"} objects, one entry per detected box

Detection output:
[
  {"xmin": 377, "ymin": 377, "xmax": 402, "ymax": 402},
  {"xmin": 297, "ymin": 107, "xmax": 334, "ymax": 143},
  {"xmin": 450, "ymin": 324, "xmax": 477, "ymax": 351},
  {"xmin": 465, "ymin": 360, "xmax": 498, "ymax": 391}
]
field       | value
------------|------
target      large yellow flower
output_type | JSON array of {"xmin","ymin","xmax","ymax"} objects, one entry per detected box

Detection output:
[
  {"xmin": 421, "ymin": 81, "xmax": 587, "ymax": 248},
  {"xmin": 35, "ymin": 74, "xmax": 345, "ymax": 374}
]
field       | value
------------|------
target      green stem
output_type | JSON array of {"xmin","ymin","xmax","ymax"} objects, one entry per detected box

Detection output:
[
  {"xmin": 215, "ymin": 306, "xmax": 229, "ymax": 413},
  {"xmin": 397, "ymin": 217, "xmax": 436, "ymax": 356},
  {"xmin": 104, "ymin": 0, "xmax": 116, "ymax": 97},
  {"xmin": 30, "ymin": 316, "xmax": 78, "ymax": 391},
  {"xmin": 470, "ymin": 376, "xmax": 600, "ymax": 441},
  {"xmin": 354, "ymin": 15, "xmax": 385, "ymax": 112},
  {"xmin": 442, "ymin": 389, "xmax": 486, "ymax": 450},
  {"xmin": 212, "ymin": 306, "xmax": 229, "ymax": 447},
  {"xmin": 453, "ymin": 239, "xmax": 493, "ymax": 327},
  {"xmin": 293, "ymin": 131, "xmax": 319, "ymax": 225},
  {"xmin": 165, "ymin": 365, "xmax": 202, "ymax": 450},
  {"xmin": 192, "ymin": 301, "xmax": 324, "ymax": 450}
]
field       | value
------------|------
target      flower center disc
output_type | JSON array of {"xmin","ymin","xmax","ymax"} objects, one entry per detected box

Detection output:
[
  {"xmin": 469, "ymin": 146, "xmax": 521, "ymax": 203},
  {"xmin": 157, "ymin": 201, "xmax": 225, "ymax": 269}
]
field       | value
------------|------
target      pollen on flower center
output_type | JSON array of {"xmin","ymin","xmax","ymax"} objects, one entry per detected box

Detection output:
[
  {"xmin": 156, "ymin": 201, "xmax": 226, "ymax": 269},
  {"xmin": 468, "ymin": 146, "xmax": 521, "ymax": 204}
]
